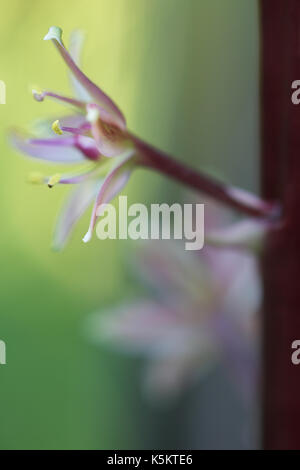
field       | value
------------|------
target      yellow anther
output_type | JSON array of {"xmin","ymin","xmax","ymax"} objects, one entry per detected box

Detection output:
[
  {"xmin": 48, "ymin": 173, "xmax": 61, "ymax": 188},
  {"xmin": 28, "ymin": 172, "xmax": 44, "ymax": 184},
  {"xmin": 52, "ymin": 120, "xmax": 63, "ymax": 135}
]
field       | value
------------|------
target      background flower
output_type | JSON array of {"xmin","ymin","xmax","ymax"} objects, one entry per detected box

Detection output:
[{"xmin": 88, "ymin": 203, "xmax": 261, "ymax": 404}]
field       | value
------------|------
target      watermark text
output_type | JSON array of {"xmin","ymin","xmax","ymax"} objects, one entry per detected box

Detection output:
[
  {"xmin": 96, "ymin": 197, "xmax": 204, "ymax": 250},
  {"xmin": 0, "ymin": 340, "xmax": 6, "ymax": 365}
]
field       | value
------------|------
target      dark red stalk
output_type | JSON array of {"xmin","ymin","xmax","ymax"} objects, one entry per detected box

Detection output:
[
  {"xmin": 132, "ymin": 135, "xmax": 276, "ymax": 219},
  {"xmin": 261, "ymin": 0, "xmax": 300, "ymax": 449}
]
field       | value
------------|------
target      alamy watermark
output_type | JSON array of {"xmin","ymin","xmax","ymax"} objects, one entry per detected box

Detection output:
[
  {"xmin": 291, "ymin": 340, "xmax": 300, "ymax": 365},
  {"xmin": 95, "ymin": 196, "xmax": 204, "ymax": 250},
  {"xmin": 0, "ymin": 340, "xmax": 6, "ymax": 365},
  {"xmin": 0, "ymin": 80, "xmax": 6, "ymax": 104}
]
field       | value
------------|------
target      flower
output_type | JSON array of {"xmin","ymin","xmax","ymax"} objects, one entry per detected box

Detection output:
[
  {"xmin": 10, "ymin": 26, "xmax": 276, "ymax": 249},
  {"xmin": 10, "ymin": 26, "xmax": 138, "ymax": 249},
  {"xmin": 87, "ymin": 202, "xmax": 261, "ymax": 403}
]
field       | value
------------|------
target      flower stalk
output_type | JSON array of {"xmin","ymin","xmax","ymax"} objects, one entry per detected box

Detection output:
[
  {"xmin": 133, "ymin": 135, "xmax": 277, "ymax": 219},
  {"xmin": 261, "ymin": 0, "xmax": 300, "ymax": 449}
]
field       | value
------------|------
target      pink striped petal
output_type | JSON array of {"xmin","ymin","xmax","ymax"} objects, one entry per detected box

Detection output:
[
  {"xmin": 68, "ymin": 30, "xmax": 91, "ymax": 102},
  {"xmin": 53, "ymin": 179, "xmax": 101, "ymax": 250},
  {"xmin": 74, "ymin": 135, "xmax": 100, "ymax": 161},
  {"xmin": 82, "ymin": 154, "xmax": 134, "ymax": 243},
  {"xmin": 44, "ymin": 27, "xmax": 126, "ymax": 130},
  {"xmin": 10, "ymin": 130, "xmax": 84, "ymax": 163}
]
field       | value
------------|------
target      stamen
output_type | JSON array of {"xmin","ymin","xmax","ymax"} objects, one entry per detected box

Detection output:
[
  {"xmin": 32, "ymin": 89, "xmax": 85, "ymax": 109},
  {"xmin": 44, "ymin": 26, "xmax": 63, "ymax": 45},
  {"xmin": 52, "ymin": 120, "xmax": 63, "ymax": 135},
  {"xmin": 48, "ymin": 173, "xmax": 61, "ymax": 188},
  {"xmin": 59, "ymin": 125, "xmax": 88, "ymax": 135}
]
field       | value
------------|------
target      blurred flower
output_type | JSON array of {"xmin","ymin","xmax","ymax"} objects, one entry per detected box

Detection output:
[
  {"xmin": 87, "ymin": 203, "xmax": 261, "ymax": 403},
  {"xmin": 10, "ymin": 27, "xmax": 137, "ymax": 249}
]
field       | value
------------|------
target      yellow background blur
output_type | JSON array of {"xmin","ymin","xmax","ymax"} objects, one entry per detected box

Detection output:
[{"xmin": 0, "ymin": 0, "xmax": 259, "ymax": 449}]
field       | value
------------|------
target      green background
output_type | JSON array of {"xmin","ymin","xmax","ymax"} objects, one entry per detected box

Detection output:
[{"xmin": 0, "ymin": 0, "xmax": 259, "ymax": 449}]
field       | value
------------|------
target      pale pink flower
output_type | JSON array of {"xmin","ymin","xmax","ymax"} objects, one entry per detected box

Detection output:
[
  {"xmin": 88, "ymin": 204, "xmax": 261, "ymax": 402},
  {"xmin": 10, "ymin": 27, "xmax": 136, "ymax": 249}
]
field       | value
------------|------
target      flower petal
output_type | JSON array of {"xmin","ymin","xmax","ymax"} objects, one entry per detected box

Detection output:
[
  {"xmin": 87, "ymin": 301, "xmax": 217, "ymax": 400},
  {"xmin": 82, "ymin": 154, "xmax": 135, "ymax": 243},
  {"xmin": 74, "ymin": 135, "xmax": 100, "ymax": 161},
  {"xmin": 9, "ymin": 130, "xmax": 85, "ymax": 163},
  {"xmin": 68, "ymin": 30, "xmax": 91, "ymax": 102},
  {"xmin": 86, "ymin": 104, "xmax": 132, "ymax": 157},
  {"xmin": 221, "ymin": 252, "xmax": 261, "ymax": 324},
  {"xmin": 89, "ymin": 301, "xmax": 179, "ymax": 352},
  {"xmin": 205, "ymin": 219, "xmax": 271, "ymax": 252},
  {"xmin": 44, "ymin": 26, "xmax": 126, "ymax": 130},
  {"xmin": 53, "ymin": 179, "xmax": 101, "ymax": 250}
]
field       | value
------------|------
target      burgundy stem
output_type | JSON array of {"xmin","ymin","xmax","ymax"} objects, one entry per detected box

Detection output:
[
  {"xmin": 132, "ymin": 135, "xmax": 277, "ymax": 219},
  {"xmin": 261, "ymin": 0, "xmax": 300, "ymax": 449}
]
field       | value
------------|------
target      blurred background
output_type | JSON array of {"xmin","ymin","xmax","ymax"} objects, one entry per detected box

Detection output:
[{"xmin": 0, "ymin": 0, "xmax": 260, "ymax": 449}]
